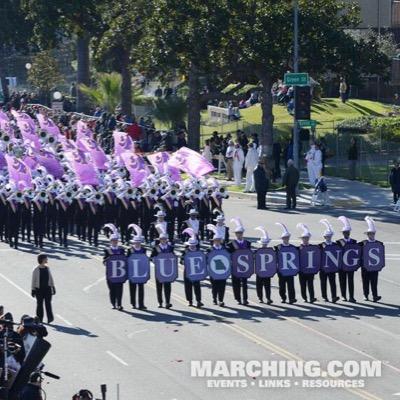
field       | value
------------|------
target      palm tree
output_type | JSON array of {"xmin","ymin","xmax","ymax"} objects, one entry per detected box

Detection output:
[{"xmin": 79, "ymin": 72, "xmax": 122, "ymax": 113}]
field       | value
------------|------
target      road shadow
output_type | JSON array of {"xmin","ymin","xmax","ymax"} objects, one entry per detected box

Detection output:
[{"xmin": 48, "ymin": 323, "xmax": 98, "ymax": 337}]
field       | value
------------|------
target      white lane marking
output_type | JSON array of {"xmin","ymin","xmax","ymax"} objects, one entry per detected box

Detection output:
[
  {"xmin": 127, "ymin": 329, "xmax": 148, "ymax": 338},
  {"xmin": 357, "ymin": 320, "xmax": 400, "ymax": 340},
  {"xmin": 386, "ymin": 257, "xmax": 400, "ymax": 260},
  {"xmin": 106, "ymin": 350, "xmax": 129, "ymax": 366},
  {"xmin": 83, "ymin": 277, "xmax": 105, "ymax": 292},
  {"xmin": 0, "ymin": 273, "xmax": 32, "ymax": 300},
  {"xmin": 381, "ymin": 278, "xmax": 400, "ymax": 288},
  {"xmin": 56, "ymin": 314, "xmax": 73, "ymax": 327}
]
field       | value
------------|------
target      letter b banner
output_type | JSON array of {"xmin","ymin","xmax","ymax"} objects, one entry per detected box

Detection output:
[{"xmin": 106, "ymin": 255, "xmax": 128, "ymax": 283}]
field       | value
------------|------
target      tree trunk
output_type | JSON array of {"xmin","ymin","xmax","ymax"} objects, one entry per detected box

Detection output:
[
  {"xmin": 0, "ymin": 56, "xmax": 9, "ymax": 103},
  {"xmin": 257, "ymin": 71, "xmax": 274, "ymax": 173},
  {"xmin": 76, "ymin": 33, "xmax": 90, "ymax": 113},
  {"xmin": 120, "ymin": 52, "xmax": 132, "ymax": 118},
  {"xmin": 187, "ymin": 69, "xmax": 201, "ymax": 151}
]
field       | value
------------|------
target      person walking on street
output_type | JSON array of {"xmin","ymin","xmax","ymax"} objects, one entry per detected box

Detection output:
[
  {"xmin": 233, "ymin": 143, "xmax": 245, "ymax": 186},
  {"xmin": 389, "ymin": 160, "xmax": 400, "ymax": 204},
  {"xmin": 282, "ymin": 159, "xmax": 300, "ymax": 210},
  {"xmin": 244, "ymin": 143, "xmax": 259, "ymax": 192},
  {"xmin": 31, "ymin": 253, "xmax": 55, "ymax": 324},
  {"xmin": 253, "ymin": 161, "xmax": 269, "ymax": 210},
  {"xmin": 348, "ymin": 138, "xmax": 358, "ymax": 180}
]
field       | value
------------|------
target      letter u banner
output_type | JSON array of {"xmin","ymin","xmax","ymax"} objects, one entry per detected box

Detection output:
[{"xmin": 154, "ymin": 253, "xmax": 178, "ymax": 283}]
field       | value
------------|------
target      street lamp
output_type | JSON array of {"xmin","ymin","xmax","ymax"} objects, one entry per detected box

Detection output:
[
  {"xmin": 53, "ymin": 91, "xmax": 62, "ymax": 101},
  {"xmin": 293, "ymin": 0, "xmax": 300, "ymax": 168},
  {"xmin": 25, "ymin": 63, "xmax": 32, "ymax": 70}
]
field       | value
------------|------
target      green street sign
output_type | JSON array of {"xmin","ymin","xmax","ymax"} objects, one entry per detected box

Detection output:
[
  {"xmin": 298, "ymin": 119, "xmax": 317, "ymax": 129},
  {"xmin": 284, "ymin": 72, "xmax": 309, "ymax": 86}
]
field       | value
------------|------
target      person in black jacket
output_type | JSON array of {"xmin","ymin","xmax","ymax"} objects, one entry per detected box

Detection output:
[
  {"xmin": 348, "ymin": 138, "xmax": 358, "ymax": 181},
  {"xmin": 389, "ymin": 161, "xmax": 400, "ymax": 204},
  {"xmin": 253, "ymin": 161, "xmax": 269, "ymax": 210},
  {"xmin": 282, "ymin": 159, "xmax": 300, "ymax": 210}
]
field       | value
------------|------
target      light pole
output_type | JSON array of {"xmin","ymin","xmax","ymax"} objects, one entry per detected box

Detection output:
[{"xmin": 293, "ymin": 0, "xmax": 300, "ymax": 168}]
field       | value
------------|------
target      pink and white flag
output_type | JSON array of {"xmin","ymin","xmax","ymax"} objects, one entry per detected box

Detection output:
[
  {"xmin": 76, "ymin": 120, "xmax": 94, "ymax": 140},
  {"xmin": 64, "ymin": 150, "xmax": 99, "ymax": 186},
  {"xmin": 36, "ymin": 113, "xmax": 61, "ymax": 138},
  {"xmin": 5, "ymin": 154, "xmax": 33, "ymax": 190},
  {"xmin": 77, "ymin": 137, "xmax": 108, "ymax": 171},
  {"xmin": 0, "ymin": 110, "xmax": 9, "ymax": 122},
  {"xmin": 113, "ymin": 131, "xmax": 133, "ymax": 166},
  {"xmin": 147, "ymin": 151, "xmax": 181, "ymax": 181},
  {"xmin": 121, "ymin": 152, "xmax": 150, "ymax": 186},
  {"xmin": 168, "ymin": 146, "xmax": 214, "ymax": 178}
]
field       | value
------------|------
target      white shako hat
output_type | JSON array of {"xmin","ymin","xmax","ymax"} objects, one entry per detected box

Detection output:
[
  {"xmin": 104, "ymin": 223, "xmax": 119, "ymax": 241},
  {"xmin": 320, "ymin": 219, "xmax": 334, "ymax": 237},
  {"xmin": 207, "ymin": 224, "xmax": 223, "ymax": 240},
  {"xmin": 275, "ymin": 222, "xmax": 290, "ymax": 239},
  {"xmin": 231, "ymin": 217, "xmax": 245, "ymax": 233},
  {"xmin": 188, "ymin": 208, "xmax": 198, "ymax": 216},
  {"xmin": 338, "ymin": 216, "xmax": 352, "ymax": 232},
  {"xmin": 183, "ymin": 228, "xmax": 198, "ymax": 246},
  {"xmin": 297, "ymin": 223, "xmax": 311, "ymax": 238},
  {"xmin": 213, "ymin": 209, "xmax": 225, "ymax": 223},
  {"xmin": 154, "ymin": 210, "xmax": 166, "ymax": 218},
  {"xmin": 364, "ymin": 216, "xmax": 377, "ymax": 233},
  {"xmin": 128, "ymin": 223, "xmax": 144, "ymax": 243},
  {"xmin": 255, "ymin": 226, "xmax": 271, "ymax": 245}
]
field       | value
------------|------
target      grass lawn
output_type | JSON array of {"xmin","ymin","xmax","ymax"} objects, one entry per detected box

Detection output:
[{"xmin": 199, "ymin": 98, "xmax": 391, "ymax": 144}]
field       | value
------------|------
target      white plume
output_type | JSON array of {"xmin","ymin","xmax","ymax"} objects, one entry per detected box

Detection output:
[
  {"xmin": 338, "ymin": 216, "xmax": 351, "ymax": 231},
  {"xmin": 275, "ymin": 222, "xmax": 290, "ymax": 237},
  {"xmin": 296, "ymin": 223, "xmax": 311, "ymax": 237},
  {"xmin": 104, "ymin": 223, "xmax": 118, "ymax": 235},
  {"xmin": 255, "ymin": 226, "xmax": 268, "ymax": 240},
  {"xmin": 183, "ymin": 227, "xmax": 196, "ymax": 239},
  {"xmin": 128, "ymin": 223, "xmax": 142, "ymax": 237}
]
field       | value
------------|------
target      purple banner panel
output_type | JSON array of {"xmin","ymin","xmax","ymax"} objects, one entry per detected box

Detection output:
[
  {"xmin": 299, "ymin": 245, "xmax": 321, "ymax": 275},
  {"xmin": 342, "ymin": 243, "xmax": 362, "ymax": 272},
  {"xmin": 321, "ymin": 244, "xmax": 342, "ymax": 273},
  {"xmin": 231, "ymin": 249, "xmax": 254, "ymax": 278},
  {"xmin": 207, "ymin": 249, "xmax": 231, "ymax": 280},
  {"xmin": 363, "ymin": 242, "xmax": 385, "ymax": 272},
  {"xmin": 127, "ymin": 253, "xmax": 150, "ymax": 283},
  {"xmin": 255, "ymin": 248, "xmax": 277, "ymax": 278},
  {"xmin": 277, "ymin": 246, "xmax": 300, "ymax": 277},
  {"xmin": 184, "ymin": 251, "xmax": 207, "ymax": 282},
  {"xmin": 106, "ymin": 255, "xmax": 128, "ymax": 283},
  {"xmin": 154, "ymin": 253, "xmax": 178, "ymax": 283}
]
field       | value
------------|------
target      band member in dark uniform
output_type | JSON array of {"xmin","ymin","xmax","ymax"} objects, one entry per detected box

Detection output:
[
  {"xmin": 7, "ymin": 191, "xmax": 23, "ymax": 249},
  {"xmin": 103, "ymin": 225, "xmax": 125, "ymax": 310},
  {"xmin": 127, "ymin": 224, "xmax": 147, "ymax": 310},
  {"xmin": 181, "ymin": 228, "xmax": 204, "ymax": 308},
  {"xmin": 227, "ymin": 218, "xmax": 251, "ymax": 305},
  {"xmin": 21, "ymin": 194, "xmax": 32, "ymax": 243},
  {"xmin": 31, "ymin": 253, "xmax": 55, "ymax": 324},
  {"xmin": 319, "ymin": 219, "xmax": 340, "ymax": 303},
  {"xmin": 32, "ymin": 191, "xmax": 47, "ymax": 248},
  {"xmin": 206, "ymin": 224, "xmax": 227, "ymax": 307},
  {"xmin": 275, "ymin": 223, "xmax": 297, "ymax": 304},
  {"xmin": 255, "ymin": 227, "xmax": 273, "ymax": 304},
  {"xmin": 297, "ymin": 223, "xmax": 317, "ymax": 303},
  {"xmin": 360, "ymin": 216, "xmax": 382, "ymax": 302},
  {"xmin": 151, "ymin": 224, "xmax": 174, "ymax": 308},
  {"xmin": 336, "ymin": 216, "xmax": 357, "ymax": 302}
]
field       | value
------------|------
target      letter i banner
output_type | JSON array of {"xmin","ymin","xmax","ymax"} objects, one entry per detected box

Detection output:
[
  {"xmin": 363, "ymin": 242, "xmax": 385, "ymax": 272},
  {"xmin": 184, "ymin": 251, "xmax": 207, "ymax": 282},
  {"xmin": 106, "ymin": 255, "xmax": 128, "ymax": 283},
  {"xmin": 154, "ymin": 253, "xmax": 179, "ymax": 283},
  {"xmin": 299, "ymin": 245, "xmax": 321, "ymax": 275}
]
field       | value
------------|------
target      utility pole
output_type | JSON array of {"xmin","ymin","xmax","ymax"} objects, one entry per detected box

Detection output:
[
  {"xmin": 377, "ymin": 0, "xmax": 381, "ymax": 101},
  {"xmin": 293, "ymin": 0, "xmax": 300, "ymax": 168}
]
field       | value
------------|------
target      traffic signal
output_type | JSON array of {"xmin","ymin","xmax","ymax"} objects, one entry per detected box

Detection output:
[{"xmin": 295, "ymin": 86, "xmax": 311, "ymax": 120}]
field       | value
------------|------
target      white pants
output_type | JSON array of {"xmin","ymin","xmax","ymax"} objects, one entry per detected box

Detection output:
[
  {"xmin": 233, "ymin": 163, "xmax": 243, "ymax": 186},
  {"xmin": 245, "ymin": 168, "xmax": 255, "ymax": 191}
]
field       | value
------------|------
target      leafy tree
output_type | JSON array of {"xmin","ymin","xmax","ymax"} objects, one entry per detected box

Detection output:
[
  {"xmin": 22, "ymin": 0, "xmax": 105, "ymax": 112},
  {"xmin": 79, "ymin": 72, "xmax": 121, "ymax": 113},
  {"xmin": 152, "ymin": 96, "xmax": 187, "ymax": 130},
  {"xmin": 27, "ymin": 50, "xmax": 63, "ymax": 105},
  {"xmin": 92, "ymin": 0, "xmax": 147, "ymax": 118}
]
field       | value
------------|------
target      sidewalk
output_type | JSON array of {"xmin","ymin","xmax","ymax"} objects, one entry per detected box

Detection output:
[{"xmin": 224, "ymin": 175, "xmax": 394, "ymax": 210}]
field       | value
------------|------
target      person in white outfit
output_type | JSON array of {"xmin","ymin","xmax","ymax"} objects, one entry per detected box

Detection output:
[
  {"xmin": 312, "ymin": 143, "xmax": 323, "ymax": 179},
  {"xmin": 202, "ymin": 139, "xmax": 213, "ymax": 163},
  {"xmin": 233, "ymin": 143, "xmax": 245, "ymax": 186},
  {"xmin": 244, "ymin": 142, "xmax": 259, "ymax": 192},
  {"xmin": 305, "ymin": 143, "xmax": 317, "ymax": 185}
]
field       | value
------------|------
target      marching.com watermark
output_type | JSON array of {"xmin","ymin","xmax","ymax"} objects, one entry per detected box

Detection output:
[{"xmin": 190, "ymin": 360, "xmax": 382, "ymax": 389}]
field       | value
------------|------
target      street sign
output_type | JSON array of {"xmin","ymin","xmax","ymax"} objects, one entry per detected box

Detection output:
[
  {"xmin": 284, "ymin": 72, "xmax": 309, "ymax": 86},
  {"xmin": 298, "ymin": 119, "xmax": 317, "ymax": 129}
]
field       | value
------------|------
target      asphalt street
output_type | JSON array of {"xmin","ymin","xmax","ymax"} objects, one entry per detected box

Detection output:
[{"xmin": 1, "ymin": 195, "xmax": 399, "ymax": 400}]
